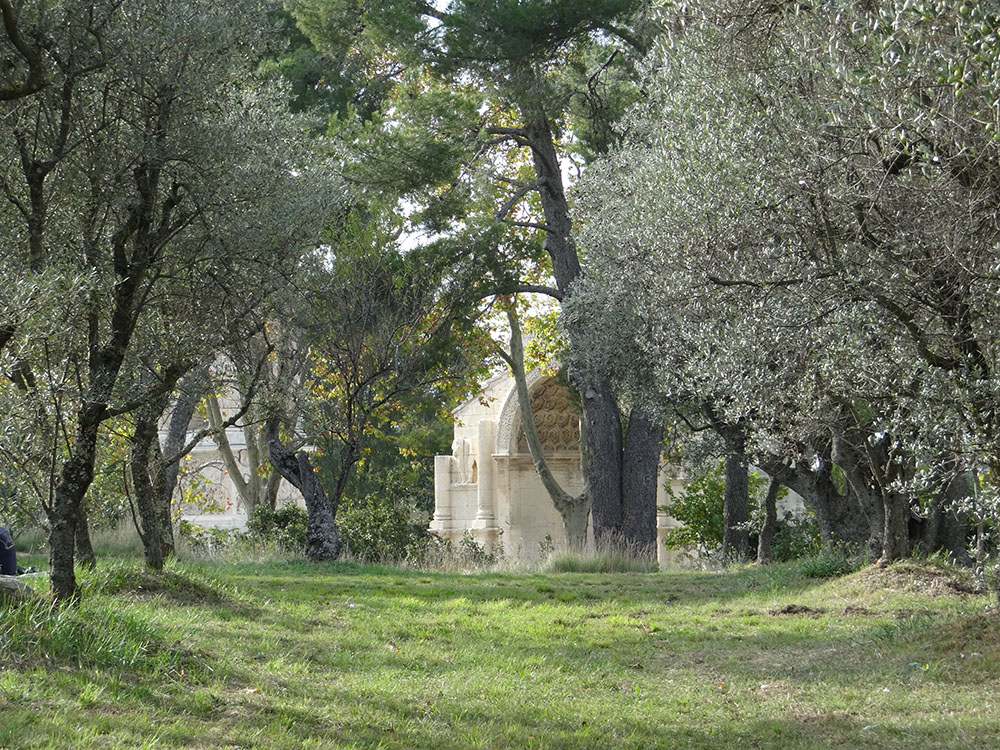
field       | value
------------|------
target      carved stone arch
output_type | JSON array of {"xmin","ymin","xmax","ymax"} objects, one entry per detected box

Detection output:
[
  {"xmin": 496, "ymin": 371, "xmax": 581, "ymax": 456},
  {"xmin": 496, "ymin": 369, "xmax": 546, "ymax": 456}
]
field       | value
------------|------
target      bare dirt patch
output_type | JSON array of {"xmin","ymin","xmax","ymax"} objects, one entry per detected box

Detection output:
[
  {"xmin": 842, "ymin": 605, "xmax": 875, "ymax": 617},
  {"xmin": 769, "ymin": 604, "xmax": 824, "ymax": 616}
]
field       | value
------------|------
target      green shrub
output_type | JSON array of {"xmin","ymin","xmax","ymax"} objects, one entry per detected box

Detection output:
[
  {"xmin": 661, "ymin": 468, "xmax": 727, "ymax": 553},
  {"xmin": 455, "ymin": 531, "xmax": 499, "ymax": 566},
  {"xmin": 337, "ymin": 494, "xmax": 429, "ymax": 562},
  {"xmin": 177, "ymin": 520, "xmax": 246, "ymax": 551},
  {"xmin": 800, "ymin": 553, "xmax": 854, "ymax": 579},
  {"xmin": 245, "ymin": 504, "xmax": 308, "ymax": 552},
  {"xmin": 770, "ymin": 512, "xmax": 822, "ymax": 562}
]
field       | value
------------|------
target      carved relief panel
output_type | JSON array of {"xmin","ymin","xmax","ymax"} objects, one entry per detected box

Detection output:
[{"xmin": 516, "ymin": 378, "xmax": 581, "ymax": 454}]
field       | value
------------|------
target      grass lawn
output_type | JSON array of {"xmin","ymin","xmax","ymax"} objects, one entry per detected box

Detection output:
[{"xmin": 1, "ymin": 555, "xmax": 998, "ymax": 749}]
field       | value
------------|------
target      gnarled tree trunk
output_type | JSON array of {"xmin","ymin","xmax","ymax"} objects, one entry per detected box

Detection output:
[
  {"xmin": 722, "ymin": 442, "xmax": 751, "ymax": 563},
  {"xmin": 49, "ymin": 413, "xmax": 102, "ymax": 602},
  {"xmin": 265, "ymin": 417, "xmax": 339, "ymax": 560},
  {"xmin": 760, "ymin": 442, "xmax": 870, "ymax": 553},
  {"xmin": 75, "ymin": 503, "xmax": 96, "ymax": 568},
  {"xmin": 756, "ymin": 477, "xmax": 780, "ymax": 565},
  {"xmin": 130, "ymin": 397, "xmax": 171, "ymax": 570}
]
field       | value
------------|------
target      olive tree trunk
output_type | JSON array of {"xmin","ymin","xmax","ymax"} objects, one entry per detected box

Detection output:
[
  {"xmin": 264, "ymin": 417, "xmax": 339, "ymax": 560},
  {"xmin": 130, "ymin": 395, "xmax": 173, "ymax": 570},
  {"xmin": 722, "ymin": 446, "xmax": 751, "ymax": 563},
  {"xmin": 756, "ymin": 477, "xmax": 780, "ymax": 565}
]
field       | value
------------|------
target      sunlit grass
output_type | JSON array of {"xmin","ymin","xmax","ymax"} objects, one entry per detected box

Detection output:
[{"xmin": 1, "ymin": 557, "xmax": 998, "ymax": 748}]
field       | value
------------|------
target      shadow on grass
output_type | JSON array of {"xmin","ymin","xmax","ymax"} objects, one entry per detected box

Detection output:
[{"xmin": 79, "ymin": 561, "xmax": 262, "ymax": 614}]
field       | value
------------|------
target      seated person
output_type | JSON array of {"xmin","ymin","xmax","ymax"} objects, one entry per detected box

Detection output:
[{"xmin": 0, "ymin": 525, "xmax": 20, "ymax": 576}]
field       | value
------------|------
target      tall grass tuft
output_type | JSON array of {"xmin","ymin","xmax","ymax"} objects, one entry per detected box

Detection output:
[
  {"xmin": 90, "ymin": 520, "xmax": 146, "ymax": 557},
  {"xmin": 0, "ymin": 594, "xmax": 163, "ymax": 670},
  {"xmin": 544, "ymin": 548, "xmax": 659, "ymax": 574},
  {"xmin": 174, "ymin": 533, "xmax": 305, "ymax": 564},
  {"xmin": 799, "ymin": 552, "xmax": 857, "ymax": 579}
]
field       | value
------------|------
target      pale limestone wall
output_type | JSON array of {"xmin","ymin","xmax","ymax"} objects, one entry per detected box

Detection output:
[
  {"xmin": 496, "ymin": 454, "xmax": 584, "ymax": 561},
  {"xmin": 172, "ymin": 391, "xmax": 302, "ymax": 531}
]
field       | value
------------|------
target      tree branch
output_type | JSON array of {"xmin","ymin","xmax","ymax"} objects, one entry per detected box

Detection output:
[
  {"xmin": 493, "ymin": 283, "xmax": 563, "ymax": 301},
  {"xmin": 505, "ymin": 304, "xmax": 587, "ymax": 515},
  {"xmin": 0, "ymin": 0, "xmax": 47, "ymax": 101},
  {"xmin": 706, "ymin": 272, "xmax": 834, "ymax": 289},
  {"xmin": 495, "ymin": 178, "xmax": 542, "ymax": 222},
  {"xmin": 503, "ymin": 220, "xmax": 553, "ymax": 232}
]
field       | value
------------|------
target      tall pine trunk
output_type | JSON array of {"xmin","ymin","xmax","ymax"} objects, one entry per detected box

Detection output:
[
  {"xmin": 520, "ymin": 111, "xmax": 661, "ymax": 549},
  {"xmin": 580, "ymin": 377, "xmax": 623, "ymax": 546}
]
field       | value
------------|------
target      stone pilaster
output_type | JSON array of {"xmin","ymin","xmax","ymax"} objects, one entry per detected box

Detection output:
[
  {"xmin": 429, "ymin": 454, "xmax": 453, "ymax": 530},
  {"xmin": 472, "ymin": 419, "xmax": 496, "ymax": 528}
]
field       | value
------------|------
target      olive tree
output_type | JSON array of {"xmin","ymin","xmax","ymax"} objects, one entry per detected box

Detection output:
[
  {"xmin": 572, "ymin": 0, "xmax": 1000, "ymax": 563},
  {"xmin": 1, "ymin": 0, "xmax": 328, "ymax": 598}
]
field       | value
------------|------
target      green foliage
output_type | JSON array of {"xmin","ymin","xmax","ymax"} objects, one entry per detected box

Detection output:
[
  {"xmin": 177, "ymin": 505, "xmax": 312, "ymax": 557},
  {"xmin": 455, "ymin": 531, "xmax": 500, "ymax": 567},
  {"xmin": 245, "ymin": 504, "xmax": 309, "ymax": 553},
  {"xmin": 661, "ymin": 466, "xmax": 728, "ymax": 553},
  {"xmin": 177, "ymin": 521, "xmax": 246, "ymax": 552},
  {"xmin": 799, "ymin": 553, "xmax": 856, "ymax": 579},
  {"xmin": 432, "ymin": 0, "xmax": 645, "ymax": 74},
  {"xmin": 338, "ymin": 494, "xmax": 429, "ymax": 562},
  {"xmin": 770, "ymin": 513, "xmax": 823, "ymax": 562},
  {"xmin": 570, "ymin": 0, "xmax": 1000, "ymax": 562},
  {"xmin": 662, "ymin": 463, "xmax": 819, "ymax": 561},
  {"xmin": 260, "ymin": 9, "xmax": 371, "ymax": 117}
]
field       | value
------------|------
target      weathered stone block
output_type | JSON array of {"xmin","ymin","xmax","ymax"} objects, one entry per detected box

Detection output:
[{"xmin": 0, "ymin": 575, "xmax": 40, "ymax": 607}]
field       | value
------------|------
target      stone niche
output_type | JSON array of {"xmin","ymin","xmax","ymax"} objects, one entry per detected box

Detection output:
[{"xmin": 429, "ymin": 370, "xmax": 686, "ymax": 566}]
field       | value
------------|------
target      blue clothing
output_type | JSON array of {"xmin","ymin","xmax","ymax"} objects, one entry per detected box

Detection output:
[{"xmin": 0, "ymin": 526, "xmax": 17, "ymax": 576}]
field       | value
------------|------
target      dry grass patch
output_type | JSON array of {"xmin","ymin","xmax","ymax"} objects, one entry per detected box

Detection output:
[{"xmin": 848, "ymin": 559, "xmax": 981, "ymax": 596}]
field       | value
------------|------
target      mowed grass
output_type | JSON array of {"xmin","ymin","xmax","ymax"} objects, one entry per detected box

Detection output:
[{"xmin": 2, "ymin": 556, "xmax": 999, "ymax": 749}]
